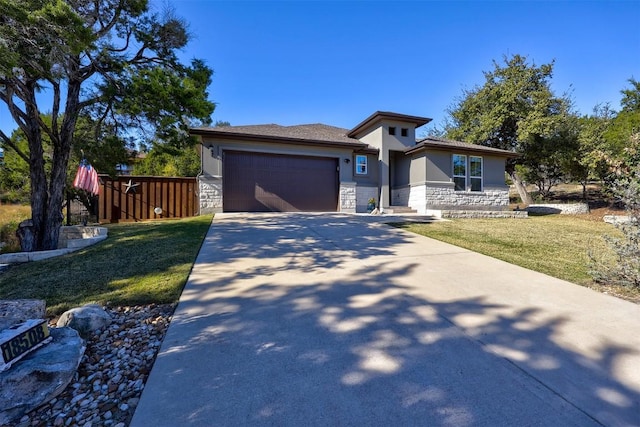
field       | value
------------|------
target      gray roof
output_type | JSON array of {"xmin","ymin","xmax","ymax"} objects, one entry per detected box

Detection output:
[
  {"xmin": 348, "ymin": 111, "xmax": 432, "ymax": 138},
  {"xmin": 191, "ymin": 123, "xmax": 363, "ymax": 146},
  {"xmin": 408, "ymin": 136, "xmax": 518, "ymax": 157}
]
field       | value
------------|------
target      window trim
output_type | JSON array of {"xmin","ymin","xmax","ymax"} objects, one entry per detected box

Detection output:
[
  {"xmin": 469, "ymin": 155, "xmax": 483, "ymax": 192},
  {"xmin": 452, "ymin": 154, "xmax": 467, "ymax": 191},
  {"xmin": 355, "ymin": 154, "xmax": 368, "ymax": 175}
]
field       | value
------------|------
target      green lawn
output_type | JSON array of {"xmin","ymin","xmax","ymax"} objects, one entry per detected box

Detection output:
[
  {"xmin": 0, "ymin": 215, "xmax": 213, "ymax": 315},
  {"xmin": 393, "ymin": 215, "xmax": 637, "ymax": 302}
]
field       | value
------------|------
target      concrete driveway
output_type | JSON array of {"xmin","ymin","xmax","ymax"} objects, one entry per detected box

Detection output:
[{"xmin": 131, "ymin": 213, "xmax": 640, "ymax": 426}]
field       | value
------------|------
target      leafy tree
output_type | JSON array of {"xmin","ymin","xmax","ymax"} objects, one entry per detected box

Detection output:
[
  {"xmin": 520, "ymin": 113, "xmax": 580, "ymax": 199},
  {"xmin": 600, "ymin": 80, "xmax": 640, "ymax": 169},
  {"xmin": 577, "ymin": 79, "xmax": 640, "ymax": 194},
  {"xmin": 620, "ymin": 78, "xmax": 640, "ymax": 113},
  {"xmin": 133, "ymin": 146, "xmax": 200, "ymax": 177},
  {"xmin": 0, "ymin": 0, "xmax": 214, "ymax": 251},
  {"xmin": 0, "ymin": 133, "xmax": 30, "ymax": 203},
  {"xmin": 444, "ymin": 54, "xmax": 575, "ymax": 204},
  {"xmin": 134, "ymin": 119, "xmax": 230, "ymax": 176},
  {"xmin": 577, "ymin": 104, "xmax": 615, "ymax": 186}
]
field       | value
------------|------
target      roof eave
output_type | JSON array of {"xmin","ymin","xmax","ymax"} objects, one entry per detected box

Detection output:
[
  {"xmin": 406, "ymin": 142, "xmax": 519, "ymax": 158},
  {"xmin": 347, "ymin": 111, "xmax": 432, "ymax": 138},
  {"xmin": 190, "ymin": 128, "xmax": 370, "ymax": 150}
]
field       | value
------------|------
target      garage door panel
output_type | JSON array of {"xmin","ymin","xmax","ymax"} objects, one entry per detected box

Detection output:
[{"xmin": 223, "ymin": 151, "xmax": 339, "ymax": 212}]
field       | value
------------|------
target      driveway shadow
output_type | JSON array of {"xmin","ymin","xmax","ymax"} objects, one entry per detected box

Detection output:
[{"xmin": 135, "ymin": 213, "xmax": 640, "ymax": 427}]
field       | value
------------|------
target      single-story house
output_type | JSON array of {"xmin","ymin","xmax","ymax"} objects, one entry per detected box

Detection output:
[{"xmin": 191, "ymin": 111, "xmax": 518, "ymax": 215}]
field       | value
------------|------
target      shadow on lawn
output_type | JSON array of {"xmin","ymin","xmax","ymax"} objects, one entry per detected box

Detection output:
[
  {"xmin": 137, "ymin": 213, "xmax": 639, "ymax": 427},
  {"xmin": 0, "ymin": 217, "xmax": 212, "ymax": 312}
]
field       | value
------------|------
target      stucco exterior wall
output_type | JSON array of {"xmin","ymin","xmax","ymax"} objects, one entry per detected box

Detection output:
[
  {"xmin": 381, "ymin": 121, "xmax": 418, "ymax": 150},
  {"xmin": 357, "ymin": 127, "xmax": 384, "ymax": 151},
  {"xmin": 423, "ymin": 150, "xmax": 508, "ymax": 188},
  {"xmin": 483, "ymin": 156, "xmax": 508, "ymax": 187},
  {"xmin": 353, "ymin": 153, "xmax": 379, "ymax": 186},
  {"xmin": 355, "ymin": 120, "xmax": 421, "ymax": 208},
  {"xmin": 391, "ymin": 152, "xmax": 411, "ymax": 187},
  {"xmin": 410, "ymin": 155, "xmax": 426, "ymax": 185},
  {"xmin": 356, "ymin": 185, "xmax": 378, "ymax": 213},
  {"xmin": 426, "ymin": 151, "xmax": 451, "ymax": 182}
]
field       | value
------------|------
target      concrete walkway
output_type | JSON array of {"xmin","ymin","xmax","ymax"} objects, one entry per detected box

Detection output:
[{"xmin": 131, "ymin": 213, "xmax": 640, "ymax": 427}]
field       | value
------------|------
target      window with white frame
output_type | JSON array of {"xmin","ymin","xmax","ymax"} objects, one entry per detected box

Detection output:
[
  {"xmin": 469, "ymin": 156, "xmax": 483, "ymax": 191},
  {"xmin": 355, "ymin": 155, "xmax": 368, "ymax": 175},
  {"xmin": 452, "ymin": 154, "xmax": 466, "ymax": 191}
]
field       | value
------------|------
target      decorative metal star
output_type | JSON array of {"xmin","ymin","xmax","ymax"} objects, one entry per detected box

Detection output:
[{"xmin": 123, "ymin": 179, "xmax": 140, "ymax": 194}]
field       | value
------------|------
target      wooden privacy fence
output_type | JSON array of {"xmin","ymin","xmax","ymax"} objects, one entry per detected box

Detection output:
[{"xmin": 98, "ymin": 175, "xmax": 198, "ymax": 223}]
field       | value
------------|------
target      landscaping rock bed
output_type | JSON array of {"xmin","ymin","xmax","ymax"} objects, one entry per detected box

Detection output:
[{"xmin": 14, "ymin": 304, "xmax": 174, "ymax": 427}]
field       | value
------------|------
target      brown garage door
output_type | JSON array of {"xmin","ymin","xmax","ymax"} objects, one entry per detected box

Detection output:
[{"xmin": 223, "ymin": 151, "xmax": 339, "ymax": 212}]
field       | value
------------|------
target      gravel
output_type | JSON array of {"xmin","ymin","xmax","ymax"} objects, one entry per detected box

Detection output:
[{"xmin": 13, "ymin": 304, "xmax": 175, "ymax": 427}]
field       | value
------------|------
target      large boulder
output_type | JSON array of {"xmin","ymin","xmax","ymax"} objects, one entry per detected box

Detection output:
[
  {"xmin": 57, "ymin": 304, "xmax": 112, "ymax": 338},
  {"xmin": 0, "ymin": 327, "xmax": 85, "ymax": 425}
]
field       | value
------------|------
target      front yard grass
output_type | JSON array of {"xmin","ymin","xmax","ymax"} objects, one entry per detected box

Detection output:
[
  {"xmin": 0, "ymin": 215, "xmax": 213, "ymax": 315},
  {"xmin": 393, "ymin": 215, "xmax": 639, "ymax": 303}
]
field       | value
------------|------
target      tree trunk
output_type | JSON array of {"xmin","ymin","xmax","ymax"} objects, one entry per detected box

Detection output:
[
  {"xmin": 19, "ymin": 80, "xmax": 48, "ymax": 252},
  {"xmin": 506, "ymin": 165, "xmax": 533, "ymax": 205},
  {"xmin": 16, "ymin": 220, "xmax": 36, "ymax": 252}
]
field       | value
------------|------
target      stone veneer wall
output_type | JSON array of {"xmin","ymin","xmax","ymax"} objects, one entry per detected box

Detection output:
[
  {"xmin": 425, "ymin": 183, "xmax": 509, "ymax": 210},
  {"xmin": 408, "ymin": 185, "xmax": 427, "ymax": 214},
  {"xmin": 390, "ymin": 185, "xmax": 428, "ymax": 214},
  {"xmin": 199, "ymin": 176, "xmax": 223, "ymax": 214},
  {"xmin": 390, "ymin": 186, "xmax": 410, "ymax": 206},
  {"xmin": 356, "ymin": 185, "xmax": 378, "ymax": 213},
  {"xmin": 339, "ymin": 182, "xmax": 356, "ymax": 213}
]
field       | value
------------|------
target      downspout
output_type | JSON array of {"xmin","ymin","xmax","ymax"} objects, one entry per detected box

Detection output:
[{"xmin": 195, "ymin": 138, "xmax": 204, "ymax": 216}]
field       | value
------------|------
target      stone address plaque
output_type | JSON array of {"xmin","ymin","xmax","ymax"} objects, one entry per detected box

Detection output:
[{"xmin": 0, "ymin": 319, "xmax": 52, "ymax": 372}]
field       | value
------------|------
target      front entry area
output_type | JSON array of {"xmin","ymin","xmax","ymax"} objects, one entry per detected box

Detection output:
[{"xmin": 222, "ymin": 150, "xmax": 339, "ymax": 212}]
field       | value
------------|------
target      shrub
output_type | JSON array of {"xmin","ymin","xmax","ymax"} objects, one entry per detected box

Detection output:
[
  {"xmin": 0, "ymin": 220, "xmax": 22, "ymax": 253},
  {"xmin": 590, "ymin": 133, "xmax": 640, "ymax": 289}
]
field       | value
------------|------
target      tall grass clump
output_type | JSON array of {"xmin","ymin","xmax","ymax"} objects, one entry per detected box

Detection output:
[{"xmin": 0, "ymin": 205, "xmax": 30, "ymax": 253}]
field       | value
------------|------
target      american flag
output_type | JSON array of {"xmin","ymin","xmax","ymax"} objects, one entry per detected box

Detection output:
[{"xmin": 73, "ymin": 162, "xmax": 100, "ymax": 195}]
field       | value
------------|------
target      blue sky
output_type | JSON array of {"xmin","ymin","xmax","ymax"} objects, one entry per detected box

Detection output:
[{"xmin": 1, "ymin": 0, "xmax": 639, "ymax": 137}]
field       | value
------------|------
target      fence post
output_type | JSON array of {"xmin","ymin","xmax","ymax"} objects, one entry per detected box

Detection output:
[{"xmin": 66, "ymin": 191, "xmax": 71, "ymax": 226}]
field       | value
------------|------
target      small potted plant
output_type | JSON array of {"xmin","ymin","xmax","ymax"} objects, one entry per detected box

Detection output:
[{"xmin": 367, "ymin": 197, "xmax": 376, "ymax": 213}]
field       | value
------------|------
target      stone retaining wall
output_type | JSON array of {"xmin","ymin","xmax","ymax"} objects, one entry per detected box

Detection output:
[
  {"xmin": 526, "ymin": 203, "xmax": 590, "ymax": 215},
  {"xmin": 440, "ymin": 210, "xmax": 528, "ymax": 219}
]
